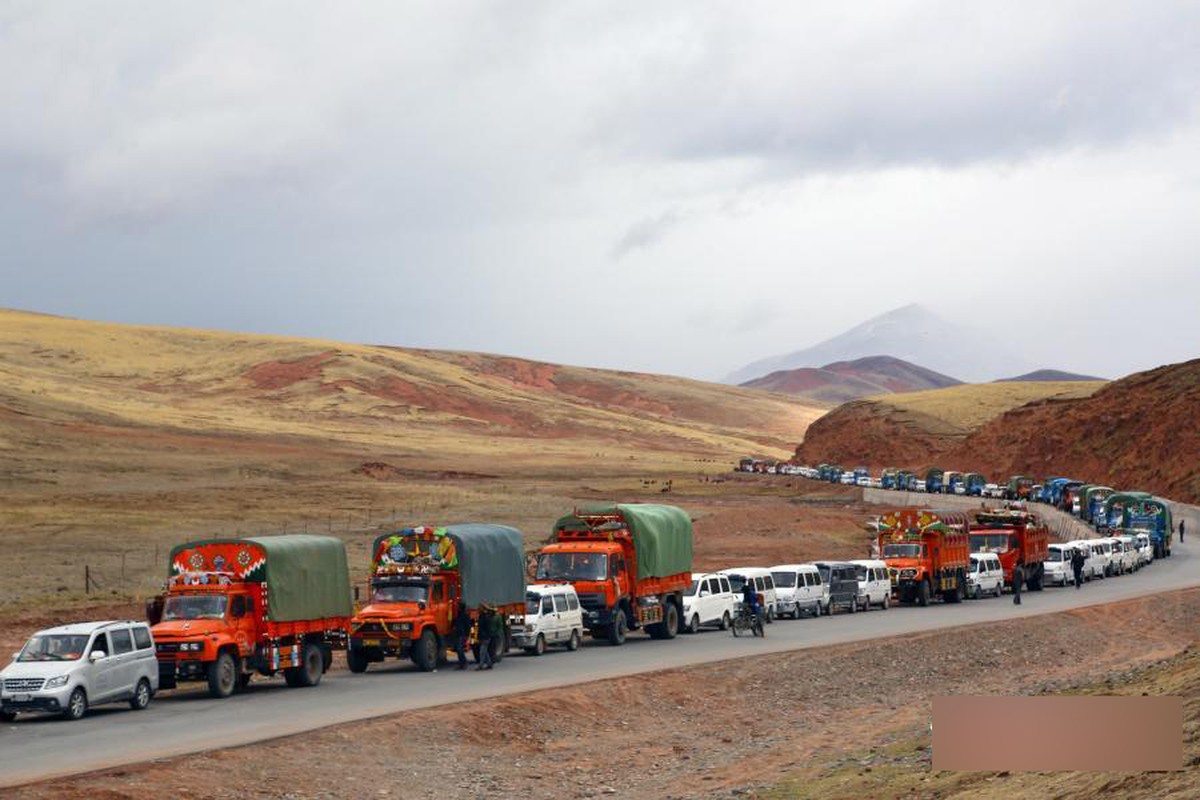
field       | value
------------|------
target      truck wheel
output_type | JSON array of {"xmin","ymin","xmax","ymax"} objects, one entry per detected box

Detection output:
[
  {"xmin": 207, "ymin": 652, "xmax": 237, "ymax": 698},
  {"xmin": 62, "ymin": 688, "xmax": 88, "ymax": 721},
  {"xmin": 661, "ymin": 602, "xmax": 679, "ymax": 639},
  {"xmin": 566, "ymin": 630, "xmax": 581, "ymax": 651},
  {"xmin": 607, "ymin": 609, "xmax": 628, "ymax": 646},
  {"xmin": 129, "ymin": 678, "xmax": 152, "ymax": 710},
  {"xmin": 412, "ymin": 629, "xmax": 438, "ymax": 672},
  {"xmin": 917, "ymin": 581, "xmax": 930, "ymax": 607},
  {"xmin": 286, "ymin": 642, "xmax": 324, "ymax": 687},
  {"xmin": 719, "ymin": 611, "xmax": 731, "ymax": 630},
  {"xmin": 687, "ymin": 614, "xmax": 700, "ymax": 634},
  {"xmin": 347, "ymin": 646, "xmax": 369, "ymax": 674}
]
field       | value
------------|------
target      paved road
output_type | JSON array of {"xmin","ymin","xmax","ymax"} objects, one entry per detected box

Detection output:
[{"xmin": 3, "ymin": 539, "xmax": 1197, "ymax": 788}]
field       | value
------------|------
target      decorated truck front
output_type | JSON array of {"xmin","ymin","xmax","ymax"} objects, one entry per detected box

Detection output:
[
  {"xmin": 349, "ymin": 525, "xmax": 526, "ymax": 672},
  {"xmin": 150, "ymin": 535, "xmax": 353, "ymax": 698},
  {"xmin": 1104, "ymin": 494, "xmax": 1173, "ymax": 559},
  {"xmin": 537, "ymin": 504, "xmax": 693, "ymax": 645},
  {"xmin": 878, "ymin": 509, "xmax": 970, "ymax": 606}
]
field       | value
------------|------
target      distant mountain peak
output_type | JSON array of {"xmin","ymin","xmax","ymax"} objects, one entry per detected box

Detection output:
[
  {"xmin": 996, "ymin": 369, "xmax": 1107, "ymax": 382},
  {"xmin": 726, "ymin": 304, "xmax": 1036, "ymax": 385},
  {"xmin": 740, "ymin": 354, "xmax": 961, "ymax": 404}
]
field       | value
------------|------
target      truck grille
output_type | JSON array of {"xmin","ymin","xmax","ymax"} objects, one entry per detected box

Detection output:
[
  {"xmin": 355, "ymin": 622, "xmax": 388, "ymax": 636},
  {"xmin": 575, "ymin": 593, "xmax": 606, "ymax": 610},
  {"xmin": 4, "ymin": 678, "xmax": 45, "ymax": 692}
]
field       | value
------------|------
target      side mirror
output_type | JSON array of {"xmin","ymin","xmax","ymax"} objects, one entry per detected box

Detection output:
[
  {"xmin": 699, "ymin": 590, "xmax": 710, "ymax": 597},
  {"xmin": 418, "ymin": 602, "xmax": 426, "ymax": 611},
  {"xmin": 89, "ymin": 651, "xmax": 107, "ymax": 662}
]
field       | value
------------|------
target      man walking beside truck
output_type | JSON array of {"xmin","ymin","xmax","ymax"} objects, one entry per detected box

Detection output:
[
  {"xmin": 1012, "ymin": 564, "xmax": 1023, "ymax": 605},
  {"xmin": 1071, "ymin": 548, "xmax": 1085, "ymax": 589}
]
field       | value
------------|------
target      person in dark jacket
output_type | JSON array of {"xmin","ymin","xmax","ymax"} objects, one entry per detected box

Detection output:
[
  {"xmin": 1012, "ymin": 565, "xmax": 1024, "ymax": 605},
  {"xmin": 1070, "ymin": 548, "xmax": 1086, "ymax": 589},
  {"xmin": 451, "ymin": 601, "xmax": 472, "ymax": 670},
  {"xmin": 476, "ymin": 605, "xmax": 494, "ymax": 671},
  {"xmin": 741, "ymin": 580, "xmax": 765, "ymax": 636},
  {"xmin": 1180, "ymin": 520, "xmax": 1186, "ymax": 542}
]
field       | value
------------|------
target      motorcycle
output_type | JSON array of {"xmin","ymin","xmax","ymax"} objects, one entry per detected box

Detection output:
[{"xmin": 730, "ymin": 602, "xmax": 764, "ymax": 637}]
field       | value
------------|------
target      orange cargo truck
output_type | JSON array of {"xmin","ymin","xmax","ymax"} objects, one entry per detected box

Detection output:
[
  {"xmin": 534, "ymin": 504, "xmax": 693, "ymax": 645},
  {"xmin": 878, "ymin": 508, "xmax": 970, "ymax": 606},
  {"xmin": 969, "ymin": 508, "xmax": 1050, "ymax": 590},
  {"xmin": 149, "ymin": 535, "xmax": 353, "ymax": 698},
  {"xmin": 348, "ymin": 525, "xmax": 526, "ymax": 672}
]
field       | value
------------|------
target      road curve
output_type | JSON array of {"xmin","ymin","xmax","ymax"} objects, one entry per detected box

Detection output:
[{"xmin": 2, "ymin": 539, "xmax": 1196, "ymax": 788}]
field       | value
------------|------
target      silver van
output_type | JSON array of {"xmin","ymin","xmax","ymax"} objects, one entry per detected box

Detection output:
[{"xmin": 1, "ymin": 620, "xmax": 159, "ymax": 721}]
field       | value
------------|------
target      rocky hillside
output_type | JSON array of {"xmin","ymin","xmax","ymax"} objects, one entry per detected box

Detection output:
[
  {"xmin": 955, "ymin": 359, "xmax": 1200, "ymax": 502},
  {"xmin": 741, "ymin": 355, "xmax": 960, "ymax": 404},
  {"xmin": 997, "ymin": 369, "xmax": 1106, "ymax": 382},
  {"xmin": 792, "ymin": 381, "xmax": 1105, "ymax": 470}
]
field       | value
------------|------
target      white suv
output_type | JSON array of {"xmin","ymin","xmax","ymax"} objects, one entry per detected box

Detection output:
[
  {"xmin": 681, "ymin": 573, "xmax": 737, "ymax": 632},
  {"xmin": 1, "ymin": 620, "xmax": 159, "ymax": 721}
]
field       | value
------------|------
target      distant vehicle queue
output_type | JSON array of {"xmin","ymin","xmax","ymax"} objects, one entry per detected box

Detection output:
[
  {"xmin": 738, "ymin": 458, "xmax": 1177, "ymax": 559},
  {"xmin": 2, "ymin": 465, "xmax": 1180, "ymax": 723}
]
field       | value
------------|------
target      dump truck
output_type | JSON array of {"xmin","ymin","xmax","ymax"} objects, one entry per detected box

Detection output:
[
  {"xmin": 1082, "ymin": 486, "xmax": 1114, "ymax": 526},
  {"xmin": 1104, "ymin": 494, "xmax": 1174, "ymax": 559},
  {"xmin": 348, "ymin": 525, "xmax": 526, "ymax": 672},
  {"xmin": 149, "ymin": 535, "xmax": 353, "ymax": 698},
  {"xmin": 535, "ymin": 504, "xmax": 693, "ymax": 645},
  {"xmin": 969, "ymin": 508, "xmax": 1050, "ymax": 590},
  {"xmin": 877, "ymin": 508, "xmax": 970, "ymax": 605},
  {"xmin": 1005, "ymin": 475, "xmax": 1034, "ymax": 501}
]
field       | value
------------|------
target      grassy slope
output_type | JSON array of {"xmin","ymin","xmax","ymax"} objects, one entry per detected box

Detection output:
[{"xmin": 879, "ymin": 381, "xmax": 1106, "ymax": 432}]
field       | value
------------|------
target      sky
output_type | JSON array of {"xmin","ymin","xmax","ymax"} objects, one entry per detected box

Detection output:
[{"xmin": 2, "ymin": 1, "xmax": 1199, "ymax": 382}]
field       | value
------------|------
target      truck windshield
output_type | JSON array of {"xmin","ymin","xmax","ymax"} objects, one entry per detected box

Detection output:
[
  {"xmin": 163, "ymin": 595, "xmax": 227, "ymax": 620},
  {"xmin": 18, "ymin": 634, "xmax": 90, "ymax": 662},
  {"xmin": 536, "ymin": 553, "xmax": 608, "ymax": 581},
  {"xmin": 771, "ymin": 572, "xmax": 797, "ymax": 588},
  {"xmin": 372, "ymin": 582, "xmax": 428, "ymax": 603},
  {"xmin": 881, "ymin": 543, "xmax": 924, "ymax": 558},
  {"xmin": 970, "ymin": 534, "xmax": 1012, "ymax": 553}
]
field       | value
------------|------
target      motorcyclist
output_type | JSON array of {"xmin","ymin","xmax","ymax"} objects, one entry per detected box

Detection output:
[{"xmin": 741, "ymin": 580, "xmax": 765, "ymax": 636}]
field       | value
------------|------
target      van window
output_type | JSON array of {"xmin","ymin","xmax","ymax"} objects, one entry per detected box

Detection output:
[
  {"xmin": 764, "ymin": 575, "xmax": 775, "ymax": 591},
  {"xmin": 771, "ymin": 571, "xmax": 797, "ymax": 588},
  {"xmin": 133, "ymin": 626, "xmax": 152, "ymax": 650},
  {"xmin": 109, "ymin": 628, "xmax": 134, "ymax": 655},
  {"xmin": 754, "ymin": 576, "xmax": 764, "ymax": 591},
  {"xmin": 553, "ymin": 594, "xmax": 568, "ymax": 613},
  {"xmin": 89, "ymin": 632, "xmax": 111, "ymax": 656},
  {"xmin": 566, "ymin": 593, "xmax": 579, "ymax": 611},
  {"xmin": 541, "ymin": 597, "xmax": 553, "ymax": 614},
  {"xmin": 719, "ymin": 577, "xmax": 731, "ymax": 593}
]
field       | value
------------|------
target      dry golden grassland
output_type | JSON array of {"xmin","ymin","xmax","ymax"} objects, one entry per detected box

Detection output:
[{"xmin": 873, "ymin": 380, "xmax": 1106, "ymax": 432}]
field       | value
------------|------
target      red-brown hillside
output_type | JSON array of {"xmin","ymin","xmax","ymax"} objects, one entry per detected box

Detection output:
[
  {"xmin": 742, "ymin": 355, "xmax": 960, "ymax": 405},
  {"xmin": 952, "ymin": 359, "xmax": 1200, "ymax": 503}
]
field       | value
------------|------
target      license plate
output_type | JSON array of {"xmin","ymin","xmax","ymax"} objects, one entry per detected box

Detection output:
[
  {"xmin": 362, "ymin": 639, "xmax": 380, "ymax": 647},
  {"xmin": 14, "ymin": 694, "xmax": 31, "ymax": 702}
]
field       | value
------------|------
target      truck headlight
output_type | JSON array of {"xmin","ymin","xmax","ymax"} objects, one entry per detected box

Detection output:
[
  {"xmin": 398, "ymin": 623, "xmax": 412, "ymax": 632},
  {"xmin": 44, "ymin": 675, "xmax": 69, "ymax": 689}
]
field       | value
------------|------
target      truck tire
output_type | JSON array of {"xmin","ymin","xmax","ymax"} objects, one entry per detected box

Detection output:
[
  {"xmin": 917, "ymin": 580, "xmax": 931, "ymax": 607},
  {"xmin": 661, "ymin": 601, "xmax": 679, "ymax": 639},
  {"xmin": 285, "ymin": 642, "xmax": 323, "ymax": 687},
  {"xmin": 412, "ymin": 629, "xmax": 438, "ymax": 672},
  {"xmin": 849, "ymin": 596, "xmax": 858, "ymax": 613},
  {"xmin": 607, "ymin": 609, "xmax": 628, "ymax": 646},
  {"xmin": 0, "ymin": 709, "xmax": 16, "ymax": 722},
  {"xmin": 347, "ymin": 646, "xmax": 369, "ymax": 674},
  {"xmin": 207, "ymin": 651, "xmax": 237, "ymax": 698}
]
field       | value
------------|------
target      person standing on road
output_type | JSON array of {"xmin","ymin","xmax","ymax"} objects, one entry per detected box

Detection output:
[
  {"xmin": 451, "ymin": 601, "xmax": 472, "ymax": 670},
  {"xmin": 476, "ymin": 604, "xmax": 494, "ymax": 671},
  {"xmin": 485, "ymin": 604, "xmax": 504, "ymax": 668},
  {"xmin": 1012, "ymin": 564, "xmax": 1024, "ymax": 605},
  {"xmin": 1180, "ymin": 520, "xmax": 1186, "ymax": 542},
  {"xmin": 1071, "ymin": 548, "xmax": 1086, "ymax": 589}
]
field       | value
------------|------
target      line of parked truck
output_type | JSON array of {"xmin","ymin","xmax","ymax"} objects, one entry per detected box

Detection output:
[
  {"xmin": 0, "ymin": 480, "xmax": 1172, "ymax": 723},
  {"xmin": 741, "ymin": 458, "xmax": 1177, "ymax": 560}
]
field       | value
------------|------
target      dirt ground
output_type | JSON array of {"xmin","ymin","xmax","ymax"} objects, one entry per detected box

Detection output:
[{"xmin": 13, "ymin": 587, "xmax": 1199, "ymax": 800}]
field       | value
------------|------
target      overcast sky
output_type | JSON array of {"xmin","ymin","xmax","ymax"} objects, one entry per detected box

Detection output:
[{"xmin": 2, "ymin": 2, "xmax": 1198, "ymax": 382}]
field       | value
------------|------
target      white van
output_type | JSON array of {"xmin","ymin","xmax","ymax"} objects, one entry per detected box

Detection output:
[
  {"xmin": 1044, "ymin": 544, "xmax": 1075, "ymax": 586},
  {"xmin": 967, "ymin": 553, "xmax": 1004, "ymax": 598},
  {"xmin": 719, "ymin": 567, "xmax": 779, "ymax": 623},
  {"xmin": 848, "ymin": 559, "xmax": 892, "ymax": 610},
  {"xmin": 682, "ymin": 572, "xmax": 737, "ymax": 632},
  {"xmin": 1, "ymin": 620, "xmax": 158, "ymax": 721},
  {"xmin": 1090, "ymin": 539, "xmax": 1115, "ymax": 577},
  {"xmin": 1065, "ymin": 540, "xmax": 1103, "ymax": 581},
  {"xmin": 1110, "ymin": 536, "xmax": 1138, "ymax": 575},
  {"xmin": 770, "ymin": 564, "xmax": 828, "ymax": 618},
  {"xmin": 512, "ymin": 584, "xmax": 584, "ymax": 656},
  {"xmin": 1134, "ymin": 533, "xmax": 1153, "ymax": 566}
]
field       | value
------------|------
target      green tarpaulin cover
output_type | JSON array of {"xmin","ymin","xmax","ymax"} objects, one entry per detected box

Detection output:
[
  {"xmin": 553, "ymin": 504, "xmax": 693, "ymax": 579},
  {"xmin": 169, "ymin": 534, "xmax": 353, "ymax": 622},
  {"xmin": 371, "ymin": 524, "xmax": 526, "ymax": 609}
]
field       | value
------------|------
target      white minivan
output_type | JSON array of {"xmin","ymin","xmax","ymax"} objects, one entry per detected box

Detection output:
[
  {"xmin": 848, "ymin": 559, "xmax": 892, "ymax": 610},
  {"xmin": 1089, "ymin": 539, "xmax": 1116, "ymax": 577},
  {"xmin": 1134, "ymin": 533, "xmax": 1153, "ymax": 566},
  {"xmin": 770, "ymin": 564, "xmax": 828, "ymax": 618},
  {"xmin": 966, "ymin": 553, "xmax": 1004, "ymax": 599},
  {"xmin": 682, "ymin": 572, "xmax": 737, "ymax": 633},
  {"xmin": 1044, "ymin": 544, "xmax": 1075, "ymax": 586},
  {"xmin": 1, "ymin": 620, "xmax": 158, "ymax": 721},
  {"xmin": 719, "ymin": 567, "xmax": 779, "ymax": 623},
  {"xmin": 1065, "ymin": 540, "xmax": 1104, "ymax": 581},
  {"xmin": 513, "ymin": 584, "xmax": 584, "ymax": 656},
  {"xmin": 1110, "ymin": 536, "xmax": 1138, "ymax": 575}
]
